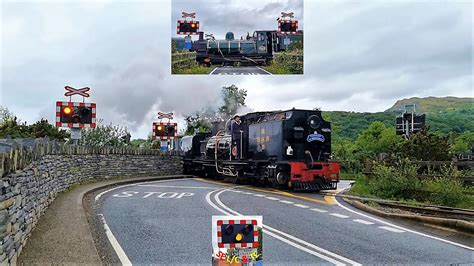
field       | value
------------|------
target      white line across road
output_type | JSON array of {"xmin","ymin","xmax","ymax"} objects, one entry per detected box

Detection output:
[
  {"xmin": 294, "ymin": 204, "xmax": 310, "ymax": 209},
  {"xmin": 279, "ymin": 200, "xmax": 294, "ymax": 204},
  {"xmin": 334, "ymin": 188, "xmax": 474, "ymax": 251},
  {"xmin": 209, "ymin": 188, "xmax": 361, "ymax": 265},
  {"xmin": 310, "ymin": 208, "xmax": 328, "ymax": 213}
]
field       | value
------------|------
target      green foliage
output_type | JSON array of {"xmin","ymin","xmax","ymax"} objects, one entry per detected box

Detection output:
[
  {"xmin": 80, "ymin": 120, "xmax": 130, "ymax": 147},
  {"xmin": 0, "ymin": 107, "xmax": 69, "ymax": 140},
  {"xmin": 185, "ymin": 85, "xmax": 247, "ymax": 135},
  {"xmin": 173, "ymin": 65, "xmax": 213, "ymax": 74},
  {"xmin": 264, "ymin": 50, "xmax": 303, "ymax": 74},
  {"xmin": 350, "ymin": 161, "xmax": 472, "ymax": 208},
  {"xmin": 355, "ymin": 122, "xmax": 400, "ymax": 157},
  {"xmin": 400, "ymin": 127, "xmax": 452, "ymax": 161},
  {"xmin": 451, "ymin": 131, "xmax": 474, "ymax": 153}
]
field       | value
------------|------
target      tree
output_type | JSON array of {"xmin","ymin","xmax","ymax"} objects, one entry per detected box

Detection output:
[
  {"xmin": 28, "ymin": 119, "xmax": 69, "ymax": 140},
  {"xmin": 355, "ymin": 121, "xmax": 400, "ymax": 158},
  {"xmin": 80, "ymin": 120, "xmax": 131, "ymax": 147},
  {"xmin": 451, "ymin": 131, "xmax": 474, "ymax": 154},
  {"xmin": 185, "ymin": 85, "xmax": 247, "ymax": 135},
  {"xmin": 400, "ymin": 127, "xmax": 452, "ymax": 161}
]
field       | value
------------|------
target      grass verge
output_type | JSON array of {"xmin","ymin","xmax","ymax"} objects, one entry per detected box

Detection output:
[{"xmin": 172, "ymin": 65, "xmax": 215, "ymax": 74}]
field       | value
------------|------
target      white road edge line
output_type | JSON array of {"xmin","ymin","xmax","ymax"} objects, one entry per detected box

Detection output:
[
  {"xmin": 98, "ymin": 214, "xmax": 132, "ymax": 265},
  {"xmin": 94, "ymin": 178, "xmax": 194, "ymax": 264},
  {"xmin": 334, "ymin": 188, "xmax": 474, "ymax": 251},
  {"xmin": 211, "ymin": 188, "xmax": 360, "ymax": 265},
  {"xmin": 256, "ymin": 66, "xmax": 273, "ymax": 75},
  {"xmin": 209, "ymin": 67, "xmax": 219, "ymax": 75}
]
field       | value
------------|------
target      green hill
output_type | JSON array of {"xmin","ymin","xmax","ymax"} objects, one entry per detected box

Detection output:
[
  {"xmin": 324, "ymin": 97, "xmax": 473, "ymax": 140},
  {"xmin": 386, "ymin": 96, "xmax": 472, "ymax": 113}
]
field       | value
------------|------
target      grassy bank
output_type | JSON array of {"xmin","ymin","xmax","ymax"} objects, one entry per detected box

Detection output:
[
  {"xmin": 172, "ymin": 65, "xmax": 214, "ymax": 74},
  {"xmin": 261, "ymin": 49, "xmax": 304, "ymax": 74},
  {"xmin": 347, "ymin": 164, "xmax": 474, "ymax": 209}
]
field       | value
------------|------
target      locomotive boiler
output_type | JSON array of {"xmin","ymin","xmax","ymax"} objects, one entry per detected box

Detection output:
[{"xmin": 182, "ymin": 109, "xmax": 340, "ymax": 192}]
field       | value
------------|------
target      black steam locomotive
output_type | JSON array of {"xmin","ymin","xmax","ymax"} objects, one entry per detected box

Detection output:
[{"xmin": 182, "ymin": 109, "xmax": 340, "ymax": 191}]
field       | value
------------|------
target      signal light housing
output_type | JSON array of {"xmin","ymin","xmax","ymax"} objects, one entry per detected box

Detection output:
[
  {"xmin": 56, "ymin": 101, "xmax": 96, "ymax": 128},
  {"xmin": 152, "ymin": 122, "xmax": 177, "ymax": 140},
  {"xmin": 278, "ymin": 20, "xmax": 299, "ymax": 34},
  {"xmin": 217, "ymin": 219, "xmax": 258, "ymax": 248},
  {"xmin": 177, "ymin": 20, "xmax": 199, "ymax": 35}
]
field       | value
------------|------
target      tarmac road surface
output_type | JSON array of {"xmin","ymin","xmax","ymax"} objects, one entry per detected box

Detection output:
[
  {"xmin": 210, "ymin": 66, "xmax": 272, "ymax": 75},
  {"xmin": 92, "ymin": 178, "xmax": 473, "ymax": 265}
]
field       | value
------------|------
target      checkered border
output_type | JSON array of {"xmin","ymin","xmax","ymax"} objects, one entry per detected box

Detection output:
[
  {"xmin": 177, "ymin": 20, "xmax": 199, "ymax": 35},
  {"xmin": 152, "ymin": 122, "xmax": 178, "ymax": 140},
  {"xmin": 55, "ymin": 101, "xmax": 96, "ymax": 128},
  {"xmin": 278, "ymin": 20, "xmax": 299, "ymax": 35},
  {"xmin": 217, "ymin": 219, "xmax": 258, "ymax": 249}
]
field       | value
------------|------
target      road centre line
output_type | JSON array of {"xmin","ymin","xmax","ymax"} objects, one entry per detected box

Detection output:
[
  {"xmin": 353, "ymin": 219, "xmax": 374, "ymax": 225},
  {"xmin": 210, "ymin": 188, "xmax": 361, "ymax": 266},
  {"xmin": 279, "ymin": 200, "xmax": 294, "ymax": 204},
  {"xmin": 266, "ymin": 197, "xmax": 280, "ymax": 200},
  {"xmin": 333, "ymin": 188, "xmax": 474, "ymax": 251},
  {"xmin": 379, "ymin": 226, "xmax": 405, "ymax": 233},
  {"xmin": 330, "ymin": 213, "xmax": 349, "ymax": 218},
  {"xmin": 253, "ymin": 194, "xmax": 266, "ymax": 197},
  {"xmin": 294, "ymin": 204, "xmax": 310, "ymax": 208},
  {"xmin": 310, "ymin": 208, "xmax": 328, "ymax": 213}
]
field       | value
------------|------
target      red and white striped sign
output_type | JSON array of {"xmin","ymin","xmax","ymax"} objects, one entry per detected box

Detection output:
[
  {"xmin": 64, "ymin": 86, "xmax": 90, "ymax": 97},
  {"xmin": 152, "ymin": 122, "xmax": 178, "ymax": 140},
  {"xmin": 177, "ymin": 20, "xmax": 199, "ymax": 35},
  {"xmin": 55, "ymin": 101, "xmax": 96, "ymax": 128},
  {"xmin": 217, "ymin": 219, "xmax": 259, "ymax": 249},
  {"xmin": 278, "ymin": 20, "xmax": 300, "ymax": 35}
]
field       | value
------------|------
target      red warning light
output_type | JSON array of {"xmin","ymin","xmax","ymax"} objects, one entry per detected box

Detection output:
[{"xmin": 63, "ymin": 106, "xmax": 72, "ymax": 115}]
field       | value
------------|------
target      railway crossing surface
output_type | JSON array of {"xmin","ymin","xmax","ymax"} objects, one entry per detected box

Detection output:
[
  {"xmin": 91, "ymin": 178, "xmax": 473, "ymax": 265},
  {"xmin": 210, "ymin": 66, "xmax": 272, "ymax": 75}
]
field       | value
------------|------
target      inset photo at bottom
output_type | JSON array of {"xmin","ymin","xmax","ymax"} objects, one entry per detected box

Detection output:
[{"xmin": 212, "ymin": 216, "xmax": 263, "ymax": 265}]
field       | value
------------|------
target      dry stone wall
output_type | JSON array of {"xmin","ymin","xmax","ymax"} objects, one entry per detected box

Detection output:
[{"xmin": 0, "ymin": 139, "xmax": 183, "ymax": 264}]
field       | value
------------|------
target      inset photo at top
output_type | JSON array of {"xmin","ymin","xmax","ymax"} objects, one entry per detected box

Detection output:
[{"xmin": 171, "ymin": 0, "xmax": 303, "ymax": 75}]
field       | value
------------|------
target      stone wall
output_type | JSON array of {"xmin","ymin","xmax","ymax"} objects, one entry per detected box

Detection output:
[{"xmin": 0, "ymin": 139, "xmax": 183, "ymax": 264}]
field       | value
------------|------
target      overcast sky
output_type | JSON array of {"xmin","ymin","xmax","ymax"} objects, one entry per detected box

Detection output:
[{"xmin": 1, "ymin": 0, "xmax": 472, "ymax": 139}]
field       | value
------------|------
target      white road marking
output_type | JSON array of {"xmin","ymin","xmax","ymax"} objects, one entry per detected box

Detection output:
[
  {"xmin": 137, "ymin": 185, "xmax": 215, "ymax": 190},
  {"xmin": 330, "ymin": 213, "xmax": 349, "ymax": 218},
  {"xmin": 266, "ymin": 197, "xmax": 280, "ymax": 201},
  {"xmin": 209, "ymin": 67, "xmax": 219, "ymax": 75},
  {"xmin": 256, "ymin": 66, "xmax": 273, "ymax": 75},
  {"xmin": 279, "ymin": 200, "xmax": 294, "ymax": 204},
  {"xmin": 353, "ymin": 219, "xmax": 374, "ymax": 225},
  {"xmin": 98, "ymin": 214, "xmax": 132, "ymax": 265},
  {"xmin": 253, "ymin": 194, "xmax": 265, "ymax": 197},
  {"xmin": 334, "ymin": 188, "xmax": 474, "ymax": 251},
  {"xmin": 294, "ymin": 204, "xmax": 310, "ymax": 208},
  {"xmin": 310, "ymin": 208, "xmax": 328, "ymax": 213},
  {"xmin": 209, "ymin": 188, "xmax": 361, "ymax": 265},
  {"xmin": 379, "ymin": 226, "xmax": 405, "ymax": 233},
  {"xmin": 241, "ymin": 192, "xmax": 253, "ymax": 195},
  {"xmin": 94, "ymin": 178, "xmax": 190, "ymax": 201}
]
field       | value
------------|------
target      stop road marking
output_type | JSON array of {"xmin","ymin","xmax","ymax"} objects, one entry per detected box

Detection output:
[{"xmin": 112, "ymin": 191, "xmax": 194, "ymax": 199}]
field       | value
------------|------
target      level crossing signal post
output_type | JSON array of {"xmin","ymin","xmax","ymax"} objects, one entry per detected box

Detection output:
[
  {"xmin": 395, "ymin": 104, "xmax": 425, "ymax": 137},
  {"xmin": 56, "ymin": 86, "xmax": 97, "ymax": 144},
  {"xmin": 152, "ymin": 112, "xmax": 177, "ymax": 151}
]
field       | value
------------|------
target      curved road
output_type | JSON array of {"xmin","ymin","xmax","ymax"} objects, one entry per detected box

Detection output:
[{"xmin": 93, "ymin": 178, "xmax": 473, "ymax": 265}]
